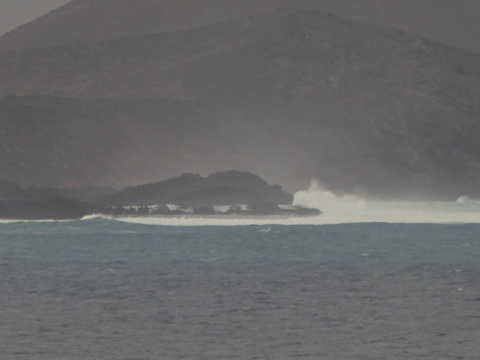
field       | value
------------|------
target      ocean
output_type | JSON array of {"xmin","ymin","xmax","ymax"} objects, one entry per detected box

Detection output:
[{"xmin": 2, "ymin": 189, "xmax": 480, "ymax": 359}]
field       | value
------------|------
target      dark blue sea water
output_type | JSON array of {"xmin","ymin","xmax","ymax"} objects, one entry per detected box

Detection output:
[
  {"xmin": 2, "ymin": 218, "xmax": 480, "ymax": 359},
  {"xmin": 1, "ymin": 218, "xmax": 479, "ymax": 264}
]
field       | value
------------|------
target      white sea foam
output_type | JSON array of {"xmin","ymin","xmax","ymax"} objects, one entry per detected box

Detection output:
[
  {"xmin": 0, "ymin": 219, "xmax": 20, "ymax": 224},
  {"xmin": 0, "ymin": 218, "xmax": 74, "ymax": 224},
  {"xmin": 113, "ymin": 214, "xmax": 322, "ymax": 227},
  {"xmin": 293, "ymin": 180, "xmax": 480, "ymax": 224},
  {"xmin": 2, "ymin": 181, "xmax": 480, "ymax": 226},
  {"xmin": 116, "ymin": 180, "xmax": 480, "ymax": 226},
  {"xmin": 81, "ymin": 214, "xmax": 114, "ymax": 221}
]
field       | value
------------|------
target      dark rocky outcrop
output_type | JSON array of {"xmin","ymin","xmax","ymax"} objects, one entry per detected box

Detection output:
[
  {"xmin": 170, "ymin": 187, "xmax": 266, "ymax": 208},
  {"xmin": 94, "ymin": 171, "xmax": 320, "ymax": 217},
  {"xmin": 0, "ymin": 171, "xmax": 317, "ymax": 219},
  {"xmin": 98, "ymin": 203, "xmax": 321, "ymax": 218},
  {"xmin": 95, "ymin": 171, "xmax": 293, "ymax": 207}
]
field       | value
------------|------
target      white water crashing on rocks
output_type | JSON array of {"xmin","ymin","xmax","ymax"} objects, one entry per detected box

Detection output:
[
  {"xmin": 100, "ymin": 180, "xmax": 480, "ymax": 226},
  {"xmin": 3, "ymin": 180, "xmax": 480, "ymax": 226},
  {"xmin": 293, "ymin": 180, "xmax": 480, "ymax": 225}
]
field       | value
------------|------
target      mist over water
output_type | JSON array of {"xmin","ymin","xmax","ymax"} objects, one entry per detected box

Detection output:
[
  {"xmin": 92, "ymin": 180, "xmax": 480, "ymax": 227},
  {"xmin": 293, "ymin": 180, "xmax": 480, "ymax": 225}
]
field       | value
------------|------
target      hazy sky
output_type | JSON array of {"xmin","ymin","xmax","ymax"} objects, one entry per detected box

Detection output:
[{"xmin": 0, "ymin": 0, "xmax": 71, "ymax": 36}]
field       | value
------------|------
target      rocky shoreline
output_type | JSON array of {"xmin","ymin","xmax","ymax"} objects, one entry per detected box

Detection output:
[
  {"xmin": 98, "ymin": 203, "xmax": 321, "ymax": 218},
  {"xmin": 0, "ymin": 171, "xmax": 321, "ymax": 220}
]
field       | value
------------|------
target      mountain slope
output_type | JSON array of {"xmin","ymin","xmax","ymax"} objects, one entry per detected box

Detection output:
[
  {"xmin": 0, "ymin": 96, "xmax": 280, "ymax": 187},
  {"xmin": 1, "ymin": 0, "xmax": 479, "ymax": 53},
  {"xmin": 2, "ymin": 10, "xmax": 480, "ymax": 199},
  {"xmin": 2, "ymin": 10, "xmax": 480, "ymax": 99}
]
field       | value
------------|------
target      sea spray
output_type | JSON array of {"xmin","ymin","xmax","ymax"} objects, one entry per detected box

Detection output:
[
  {"xmin": 3, "ymin": 181, "xmax": 480, "ymax": 226},
  {"xmin": 293, "ymin": 179, "xmax": 480, "ymax": 224},
  {"xmin": 109, "ymin": 185, "xmax": 480, "ymax": 226}
]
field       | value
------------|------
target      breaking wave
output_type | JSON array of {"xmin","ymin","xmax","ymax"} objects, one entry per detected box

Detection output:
[
  {"xmin": 293, "ymin": 180, "xmax": 480, "ymax": 224},
  {"xmin": 0, "ymin": 218, "xmax": 74, "ymax": 224},
  {"xmin": 3, "ymin": 180, "xmax": 480, "ymax": 226},
  {"xmin": 102, "ymin": 180, "xmax": 480, "ymax": 226}
]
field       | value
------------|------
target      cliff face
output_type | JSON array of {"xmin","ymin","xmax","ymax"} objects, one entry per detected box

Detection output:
[{"xmin": 1, "ymin": 6, "xmax": 480, "ymax": 199}]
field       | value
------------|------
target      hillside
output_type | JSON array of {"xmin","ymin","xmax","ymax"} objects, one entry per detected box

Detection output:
[
  {"xmin": 0, "ymin": 179, "xmax": 93, "ymax": 220},
  {"xmin": 1, "ymin": 0, "xmax": 479, "ymax": 53},
  {"xmin": 1, "ymin": 9, "xmax": 480, "ymax": 199},
  {"xmin": 0, "ymin": 96, "xmax": 281, "ymax": 188}
]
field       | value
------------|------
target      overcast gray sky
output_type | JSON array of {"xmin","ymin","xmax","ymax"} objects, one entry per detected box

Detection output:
[{"xmin": 0, "ymin": 0, "xmax": 71, "ymax": 36}]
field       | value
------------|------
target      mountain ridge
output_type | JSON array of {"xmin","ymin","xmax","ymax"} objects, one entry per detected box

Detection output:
[{"xmin": 1, "ymin": 0, "xmax": 479, "ymax": 54}]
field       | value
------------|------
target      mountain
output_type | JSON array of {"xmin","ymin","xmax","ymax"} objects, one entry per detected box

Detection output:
[
  {"xmin": 0, "ymin": 96, "xmax": 274, "ymax": 188},
  {"xmin": 1, "ymin": 9, "xmax": 480, "ymax": 199},
  {"xmin": 1, "ymin": 0, "xmax": 479, "ymax": 54},
  {"xmin": 95, "ymin": 171, "xmax": 293, "ymax": 206}
]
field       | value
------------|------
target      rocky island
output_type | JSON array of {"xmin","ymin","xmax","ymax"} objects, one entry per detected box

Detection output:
[
  {"xmin": 94, "ymin": 171, "xmax": 321, "ymax": 218},
  {"xmin": 0, "ymin": 171, "xmax": 321, "ymax": 220}
]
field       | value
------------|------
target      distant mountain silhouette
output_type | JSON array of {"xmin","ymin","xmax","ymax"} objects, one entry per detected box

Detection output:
[
  {"xmin": 1, "ymin": 6, "xmax": 480, "ymax": 199},
  {"xmin": 0, "ymin": 179, "xmax": 93, "ymax": 220},
  {"xmin": 1, "ymin": 0, "xmax": 479, "ymax": 53}
]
